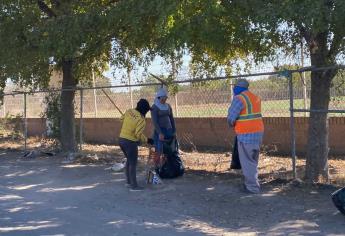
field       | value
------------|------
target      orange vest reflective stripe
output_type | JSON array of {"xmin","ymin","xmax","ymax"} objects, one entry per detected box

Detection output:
[{"xmin": 234, "ymin": 91, "xmax": 264, "ymax": 134}]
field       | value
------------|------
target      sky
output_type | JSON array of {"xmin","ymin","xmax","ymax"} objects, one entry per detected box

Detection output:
[
  {"xmin": 103, "ymin": 49, "xmax": 310, "ymax": 88},
  {"xmin": 103, "ymin": 54, "xmax": 192, "ymax": 86}
]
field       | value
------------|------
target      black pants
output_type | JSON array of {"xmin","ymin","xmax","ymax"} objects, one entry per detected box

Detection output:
[{"xmin": 119, "ymin": 138, "xmax": 139, "ymax": 188}]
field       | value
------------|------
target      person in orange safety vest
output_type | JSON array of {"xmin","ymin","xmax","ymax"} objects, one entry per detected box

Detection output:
[{"xmin": 227, "ymin": 79, "xmax": 264, "ymax": 194}]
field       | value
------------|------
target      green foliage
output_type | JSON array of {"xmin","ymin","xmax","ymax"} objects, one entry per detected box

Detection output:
[
  {"xmin": 331, "ymin": 70, "xmax": 345, "ymax": 99},
  {"xmin": 2, "ymin": 1, "xmax": 344, "ymax": 88},
  {"xmin": 141, "ymin": 74, "xmax": 180, "ymax": 96},
  {"xmin": 266, "ymin": 64, "xmax": 311, "ymax": 89},
  {"xmin": 189, "ymin": 54, "xmax": 220, "ymax": 79},
  {"xmin": 41, "ymin": 92, "xmax": 61, "ymax": 139},
  {"xmin": 0, "ymin": 1, "xmax": 122, "ymax": 93},
  {"xmin": 190, "ymin": 79, "xmax": 229, "ymax": 90},
  {"xmin": 103, "ymin": 0, "xmax": 272, "ymax": 70},
  {"xmin": 0, "ymin": 113, "xmax": 23, "ymax": 138},
  {"xmin": 244, "ymin": 0, "xmax": 345, "ymax": 63},
  {"xmin": 138, "ymin": 75, "xmax": 161, "ymax": 94},
  {"xmin": 164, "ymin": 74, "xmax": 179, "ymax": 96}
]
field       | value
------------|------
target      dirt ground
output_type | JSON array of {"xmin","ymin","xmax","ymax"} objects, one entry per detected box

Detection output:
[{"xmin": 0, "ymin": 146, "xmax": 344, "ymax": 236}]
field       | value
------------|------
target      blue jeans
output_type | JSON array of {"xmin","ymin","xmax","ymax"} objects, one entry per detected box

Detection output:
[{"xmin": 153, "ymin": 128, "xmax": 174, "ymax": 154}]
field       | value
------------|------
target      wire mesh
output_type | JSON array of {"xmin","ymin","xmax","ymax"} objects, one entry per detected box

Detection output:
[
  {"xmin": 1, "ymin": 68, "xmax": 344, "ymax": 120},
  {"xmin": 0, "ymin": 66, "xmax": 344, "ymax": 156},
  {"xmin": 0, "ymin": 66, "xmax": 344, "ymax": 184},
  {"xmin": 80, "ymin": 76, "xmax": 297, "ymax": 118},
  {"xmin": 291, "ymin": 68, "xmax": 345, "ymax": 116},
  {"xmin": 1, "ymin": 68, "xmax": 344, "ymax": 122},
  {"xmin": 0, "ymin": 93, "xmax": 25, "ymax": 150},
  {"xmin": 329, "ymin": 69, "xmax": 345, "ymax": 113}
]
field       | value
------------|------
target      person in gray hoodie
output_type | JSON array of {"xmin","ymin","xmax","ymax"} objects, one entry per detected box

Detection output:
[{"xmin": 151, "ymin": 87, "xmax": 176, "ymax": 156}]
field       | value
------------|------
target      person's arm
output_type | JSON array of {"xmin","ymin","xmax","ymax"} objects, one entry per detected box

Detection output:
[
  {"xmin": 151, "ymin": 105, "xmax": 162, "ymax": 134},
  {"xmin": 134, "ymin": 119, "xmax": 148, "ymax": 144},
  {"xmin": 227, "ymin": 97, "xmax": 243, "ymax": 127},
  {"xmin": 168, "ymin": 105, "xmax": 176, "ymax": 133}
]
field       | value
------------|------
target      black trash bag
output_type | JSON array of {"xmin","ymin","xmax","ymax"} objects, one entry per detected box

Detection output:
[
  {"xmin": 332, "ymin": 186, "xmax": 345, "ymax": 216},
  {"xmin": 156, "ymin": 138, "xmax": 184, "ymax": 179},
  {"xmin": 230, "ymin": 136, "xmax": 241, "ymax": 169}
]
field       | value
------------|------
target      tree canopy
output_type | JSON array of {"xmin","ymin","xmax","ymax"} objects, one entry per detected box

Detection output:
[{"xmin": 1, "ymin": 1, "xmax": 345, "ymax": 180}]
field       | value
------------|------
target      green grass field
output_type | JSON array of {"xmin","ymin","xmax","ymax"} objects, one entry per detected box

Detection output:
[
  {"xmin": 80, "ymin": 98, "xmax": 345, "ymax": 118},
  {"xmin": 7, "ymin": 96, "xmax": 342, "ymax": 118}
]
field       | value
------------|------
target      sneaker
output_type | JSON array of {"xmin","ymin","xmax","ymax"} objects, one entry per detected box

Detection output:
[
  {"xmin": 241, "ymin": 184, "xmax": 259, "ymax": 194},
  {"xmin": 129, "ymin": 186, "xmax": 144, "ymax": 192},
  {"xmin": 125, "ymin": 183, "xmax": 131, "ymax": 188}
]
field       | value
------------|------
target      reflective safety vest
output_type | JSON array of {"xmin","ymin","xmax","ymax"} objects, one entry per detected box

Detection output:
[{"xmin": 234, "ymin": 91, "xmax": 264, "ymax": 134}]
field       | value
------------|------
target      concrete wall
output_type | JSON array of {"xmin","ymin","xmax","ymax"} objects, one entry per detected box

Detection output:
[
  {"xmin": 27, "ymin": 118, "xmax": 47, "ymax": 136},
  {"xmin": 24, "ymin": 117, "xmax": 345, "ymax": 155}
]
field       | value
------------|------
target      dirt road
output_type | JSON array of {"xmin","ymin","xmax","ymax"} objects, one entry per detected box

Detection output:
[{"xmin": 0, "ymin": 150, "xmax": 344, "ymax": 235}]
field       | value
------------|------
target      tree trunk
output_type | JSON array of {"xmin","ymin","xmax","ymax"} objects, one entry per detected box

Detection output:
[
  {"xmin": 305, "ymin": 70, "xmax": 331, "ymax": 182},
  {"xmin": 60, "ymin": 59, "xmax": 77, "ymax": 152},
  {"xmin": 305, "ymin": 48, "xmax": 336, "ymax": 182}
]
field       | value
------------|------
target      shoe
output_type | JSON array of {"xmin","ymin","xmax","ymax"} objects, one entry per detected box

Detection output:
[
  {"xmin": 129, "ymin": 186, "xmax": 144, "ymax": 192},
  {"xmin": 242, "ymin": 184, "xmax": 259, "ymax": 194},
  {"xmin": 125, "ymin": 183, "xmax": 131, "ymax": 188}
]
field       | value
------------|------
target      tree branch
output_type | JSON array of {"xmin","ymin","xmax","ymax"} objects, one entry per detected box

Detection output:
[
  {"xmin": 328, "ymin": 33, "xmax": 343, "ymax": 60},
  {"xmin": 37, "ymin": 0, "xmax": 56, "ymax": 18},
  {"xmin": 109, "ymin": 0, "xmax": 122, "ymax": 4},
  {"xmin": 298, "ymin": 24, "xmax": 312, "ymax": 44},
  {"xmin": 50, "ymin": 0, "xmax": 60, "ymax": 9}
]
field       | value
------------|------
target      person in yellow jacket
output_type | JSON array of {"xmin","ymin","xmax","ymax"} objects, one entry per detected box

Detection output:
[{"xmin": 119, "ymin": 99, "xmax": 154, "ymax": 191}]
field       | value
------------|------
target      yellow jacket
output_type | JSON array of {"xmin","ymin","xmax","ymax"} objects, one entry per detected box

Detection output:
[{"xmin": 119, "ymin": 109, "xmax": 148, "ymax": 144}]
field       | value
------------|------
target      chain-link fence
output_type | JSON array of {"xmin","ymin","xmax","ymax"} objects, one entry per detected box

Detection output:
[
  {"xmin": 1, "ymin": 67, "xmax": 345, "ymax": 141},
  {"xmin": 0, "ymin": 66, "xmax": 344, "ymax": 182},
  {"xmin": 291, "ymin": 68, "xmax": 345, "ymax": 115},
  {"xmin": 3, "ymin": 71, "xmax": 344, "ymax": 120}
]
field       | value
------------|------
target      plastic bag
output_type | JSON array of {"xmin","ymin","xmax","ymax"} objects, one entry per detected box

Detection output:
[{"xmin": 332, "ymin": 186, "xmax": 345, "ymax": 215}]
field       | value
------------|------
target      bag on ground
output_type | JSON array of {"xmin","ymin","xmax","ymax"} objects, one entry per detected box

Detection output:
[
  {"xmin": 156, "ymin": 138, "xmax": 184, "ymax": 179},
  {"xmin": 332, "ymin": 186, "xmax": 345, "ymax": 215},
  {"xmin": 230, "ymin": 136, "xmax": 241, "ymax": 169}
]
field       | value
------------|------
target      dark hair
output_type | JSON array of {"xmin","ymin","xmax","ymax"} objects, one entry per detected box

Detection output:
[{"xmin": 136, "ymin": 99, "xmax": 151, "ymax": 116}]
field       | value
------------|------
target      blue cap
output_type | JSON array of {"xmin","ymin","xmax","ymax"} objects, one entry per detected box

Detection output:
[{"xmin": 235, "ymin": 79, "xmax": 249, "ymax": 88}]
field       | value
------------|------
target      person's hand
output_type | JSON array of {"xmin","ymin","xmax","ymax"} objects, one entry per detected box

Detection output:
[
  {"xmin": 159, "ymin": 133, "xmax": 165, "ymax": 141},
  {"xmin": 147, "ymin": 138, "xmax": 154, "ymax": 145}
]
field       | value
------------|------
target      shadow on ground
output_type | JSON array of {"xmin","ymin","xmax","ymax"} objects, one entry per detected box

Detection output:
[{"xmin": 0, "ymin": 150, "xmax": 344, "ymax": 236}]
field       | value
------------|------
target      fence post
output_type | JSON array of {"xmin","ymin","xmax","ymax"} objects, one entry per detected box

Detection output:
[
  {"xmin": 79, "ymin": 89, "xmax": 83, "ymax": 152},
  {"xmin": 128, "ymin": 68, "xmax": 134, "ymax": 109},
  {"xmin": 288, "ymin": 72, "xmax": 297, "ymax": 179},
  {"xmin": 300, "ymin": 41, "xmax": 308, "ymax": 117},
  {"xmin": 2, "ymin": 99, "xmax": 5, "ymax": 117},
  {"xmin": 23, "ymin": 93, "xmax": 27, "ymax": 152},
  {"xmin": 301, "ymin": 73, "xmax": 308, "ymax": 117},
  {"xmin": 230, "ymin": 79, "xmax": 233, "ymax": 102},
  {"xmin": 174, "ymin": 93, "xmax": 179, "ymax": 117},
  {"xmin": 92, "ymin": 69, "xmax": 98, "ymax": 117}
]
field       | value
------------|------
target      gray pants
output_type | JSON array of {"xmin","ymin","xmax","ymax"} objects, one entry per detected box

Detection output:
[
  {"xmin": 238, "ymin": 141, "xmax": 260, "ymax": 193},
  {"xmin": 119, "ymin": 138, "xmax": 139, "ymax": 188}
]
